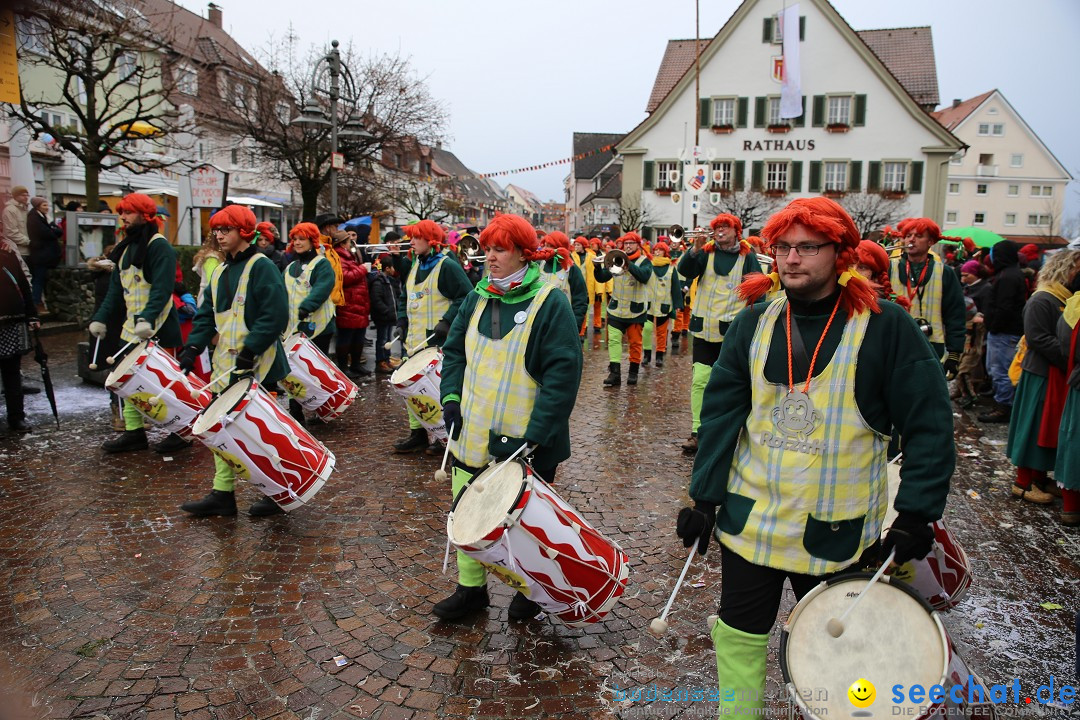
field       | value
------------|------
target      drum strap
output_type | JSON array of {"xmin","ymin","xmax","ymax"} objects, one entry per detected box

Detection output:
[
  {"xmin": 787, "ymin": 308, "xmax": 811, "ymax": 381},
  {"xmin": 489, "ymin": 297, "xmax": 502, "ymax": 338}
]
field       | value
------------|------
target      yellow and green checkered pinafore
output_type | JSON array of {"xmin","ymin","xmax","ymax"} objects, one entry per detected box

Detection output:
[
  {"xmin": 285, "ymin": 254, "xmax": 334, "ymax": 337},
  {"xmin": 539, "ymin": 261, "xmax": 572, "ymax": 302},
  {"xmin": 119, "ymin": 234, "xmax": 173, "ymax": 343},
  {"xmin": 208, "ymin": 254, "xmax": 279, "ymax": 393},
  {"xmin": 889, "ymin": 260, "xmax": 946, "ymax": 346},
  {"xmin": 405, "ymin": 257, "xmax": 450, "ymax": 346},
  {"xmin": 691, "ymin": 252, "xmax": 747, "ymax": 343},
  {"xmin": 607, "ymin": 257, "xmax": 650, "ymax": 320}
]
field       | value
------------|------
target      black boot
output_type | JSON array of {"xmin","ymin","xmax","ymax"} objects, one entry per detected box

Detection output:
[
  {"xmin": 249, "ymin": 496, "xmax": 285, "ymax": 517},
  {"xmin": 289, "ymin": 399, "xmax": 307, "ymax": 427},
  {"xmin": 393, "ymin": 428, "xmax": 429, "ymax": 453},
  {"xmin": 350, "ymin": 344, "xmax": 372, "ymax": 379},
  {"xmin": 153, "ymin": 432, "xmax": 191, "ymax": 454},
  {"xmin": 338, "ymin": 352, "xmax": 360, "ymax": 380},
  {"xmin": 102, "ymin": 428, "xmax": 148, "ymax": 453},
  {"xmin": 507, "ymin": 591, "xmax": 542, "ymax": 620},
  {"xmin": 655, "ymin": 351, "xmax": 665, "ymax": 369},
  {"xmin": 432, "ymin": 584, "xmax": 490, "ymax": 620},
  {"xmin": 180, "ymin": 489, "xmax": 237, "ymax": 517},
  {"xmin": 603, "ymin": 362, "xmax": 621, "ymax": 387},
  {"xmin": 643, "ymin": 349, "xmax": 652, "ymax": 366},
  {"xmin": 627, "ymin": 362, "xmax": 640, "ymax": 385},
  {"xmin": 8, "ymin": 418, "xmax": 30, "ymax": 434},
  {"xmin": 681, "ymin": 433, "xmax": 698, "ymax": 454}
]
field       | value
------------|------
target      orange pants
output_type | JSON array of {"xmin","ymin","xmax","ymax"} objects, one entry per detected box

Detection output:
[
  {"xmin": 592, "ymin": 299, "xmax": 604, "ymax": 329},
  {"xmin": 653, "ymin": 317, "xmax": 670, "ymax": 354},
  {"xmin": 609, "ymin": 323, "xmax": 644, "ymax": 364},
  {"xmin": 675, "ymin": 306, "xmax": 692, "ymax": 333}
]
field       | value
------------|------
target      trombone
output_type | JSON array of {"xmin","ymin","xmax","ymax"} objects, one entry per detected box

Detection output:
[{"xmin": 457, "ymin": 236, "xmax": 485, "ymax": 263}]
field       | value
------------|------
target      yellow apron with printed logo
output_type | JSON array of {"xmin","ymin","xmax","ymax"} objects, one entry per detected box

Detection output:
[
  {"xmin": 119, "ymin": 234, "xmax": 173, "ymax": 344},
  {"xmin": 285, "ymin": 254, "xmax": 334, "ymax": 337},
  {"xmin": 208, "ymin": 254, "xmax": 279, "ymax": 393}
]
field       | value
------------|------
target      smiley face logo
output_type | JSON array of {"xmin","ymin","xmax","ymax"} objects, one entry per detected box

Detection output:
[
  {"xmin": 772, "ymin": 389, "xmax": 819, "ymax": 439},
  {"xmin": 848, "ymin": 678, "xmax": 876, "ymax": 711}
]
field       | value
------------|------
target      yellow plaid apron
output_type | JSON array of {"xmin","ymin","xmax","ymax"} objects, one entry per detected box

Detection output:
[
  {"xmin": 405, "ymin": 256, "xmax": 450, "ymax": 346},
  {"xmin": 572, "ymin": 251, "xmax": 597, "ymax": 305},
  {"xmin": 119, "ymin": 234, "xmax": 173, "ymax": 343},
  {"xmin": 285, "ymin": 254, "xmax": 334, "ymax": 337},
  {"xmin": 539, "ymin": 261, "xmax": 572, "ymax": 302},
  {"xmin": 607, "ymin": 257, "xmax": 650, "ymax": 321},
  {"xmin": 208, "ymin": 254, "xmax": 279, "ymax": 393},
  {"xmin": 720, "ymin": 298, "xmax": 889, "ymax": 575},
  {"xmin": 691, "ymin": 252, "xmax": 747, "ymax": 343},
  {"xmin": 649, "ymin": 264, "xmax": 675, "ymax": 316},
  {"xmin": 889, "ymin": 259, "xmax": 946, "ymax": 345},
  {"xmin": 449, "ymin": 284, "xmax": 556, "ymax": 468}
]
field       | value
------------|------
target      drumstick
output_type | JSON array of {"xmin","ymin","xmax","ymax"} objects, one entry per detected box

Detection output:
[
  {"xmin": 442, "ymin": 537, "xmax": 452, "ymax": 575},
  {"xmin": 89, "ymin": 336, "xmax": 102, "ymax": 370},
  {"xmin": 150, "ymin": 377, "xmax": 180, "ymax": 404},
  {"xmin": 434, "ymin": 423, "xmax": 455, "ymax": 482},
  {"xmin": 203, "ymin": 366, "xmax": 235, "ymax": 395},
  {"xmin": 106, "ymin": 340, "xmax": 134, "ymax": 365},
  {"xmin": 405, "ymin": 333, "xmax": 436, "ymax": 357},
  {"xmin": 826, "ymin": 549, "xmax": 896, "ymax": 639},
  {"xmin": 649, "ymin": 546, "xmax": 696, "ymax": 636},
  {"xmin": 383, "ymin": 329, "xmax": 402, "ymax": 351},
  {"xmin": 471, "ymin": 442, "xmax": 532, "ymax": 495}
]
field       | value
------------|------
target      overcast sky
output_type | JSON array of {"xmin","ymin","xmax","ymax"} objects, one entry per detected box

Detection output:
[{"xmin": 176, "ymin": 0, "xmax": 1079, "ymax": 216}]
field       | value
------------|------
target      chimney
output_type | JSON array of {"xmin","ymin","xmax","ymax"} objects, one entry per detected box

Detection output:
[
  {"xmin": 207, "ymin": 2, "xmax": 222, "ymax": 28},
  {"xmin": 952, "ymin": 98, "xmax": 961, "ymax": 108}
]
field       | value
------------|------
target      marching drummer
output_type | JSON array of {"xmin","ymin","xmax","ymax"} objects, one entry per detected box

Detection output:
[
  {"xmin": 392, "ymin": 219, "xmax": 473, "ymax": 455},
  {"xmin": 594, "ymin": 232, "xmax": 652, "ymax": 387},
  {"xmin": 674, "ymin": 197, "xmax": 953, "ymax": 717},
  {"xmin": 537, "ymin": 231, "xmax": 589, "ymax": 335},
  {"xmin": 89, "ymin": 192, "xmax": 183, "ymax": 454},
  {"xmin": 177, "ymin": 204, "xmax": 289, "ymax": 518},
  {"xmin": 435, "ymin": 213, "xmax": 583, "ymax": 621}
]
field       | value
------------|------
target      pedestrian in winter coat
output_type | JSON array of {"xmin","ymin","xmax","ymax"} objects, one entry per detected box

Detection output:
[
  {"xmin": 332, "ymin": 236, "xmax": 371, "ymax": 379},
  {"xmin": 255, "ymin": 222, "xmax": 288, "ymax": 271},
  {"xmin": 979, "ymin": 240, "xmax": 1028, "ymax": 422},
  {"xmin": 368, "ymin": 253, "xmax": 399, "ymax": 372},
  {"xmin": 0, "ymin": 241, "xmax": 39, "ymax": 433},
  {"xmin": 26, "ymin": 197, "xmax": 62, "ymax": 312}
]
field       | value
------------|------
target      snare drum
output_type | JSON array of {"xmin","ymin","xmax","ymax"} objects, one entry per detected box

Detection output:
[
  {"xmin": 883, "ymin": 462, "xmax": 973, "ymax": 611},
  {"xmin": 780, "ymin": 574, "xmax": 996, "ymax": 719},
  {"xmin": 448, "ymin": 459, "xmax": 629, "ymax": 626},
  {"xmin": 192, "ymin": 378, "xmax": 334, "ymax": 512},
  {"xmin": 280, "ymin": 333, "xmax": 359, "ymax": 420},
  {"xmin": 105, "ymin": 341, "xmax": 208, "ymax": 438},
  {"xmin": 389, "ymin": 347, "xmax": 446, "ymax": 442}
]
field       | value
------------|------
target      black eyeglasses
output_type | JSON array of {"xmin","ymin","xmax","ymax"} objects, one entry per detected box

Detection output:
[
  {"xmin": 772, "ymin": 243, "xmax": 831, "ymax": 257},
  {"xmin": 212, "ymin": 226, "xmax": 236, "ymax": 235}
]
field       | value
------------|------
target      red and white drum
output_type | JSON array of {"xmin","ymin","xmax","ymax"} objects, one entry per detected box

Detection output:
[
  {"xmin": 780, "ymin": 574, "xmax": 996, "ymax": 719},
  {"xmin": 389, "ymin": 346, "xmax": 446, "ymax": 442},
  {"xmin": 191, "ymin": 378, "xmax": 334, "ymax": 512},
  {"xmin": 448, "ymin": 459, "xmax": 630, "ymax": 626},
  {"xmin": 105, "ymin": 340, "xmax": 208, "ymax": 438},
  {"xmin": 280, "ymin": 333, "xmax": 358, "ymax": 420},
  {"xmin": 883, "ymin": 462, "xmax": 973, "ymax": 611}
]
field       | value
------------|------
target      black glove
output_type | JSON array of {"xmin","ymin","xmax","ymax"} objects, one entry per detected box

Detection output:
[
  {"xmin": 882, "ymin": 512, "xmax": 935, "ymax": 564},
  {"xmin": 297, "ymin": 321, "xmax": 315, "ymax": 336},
  {"xmin": 433, "ymin": 318, "xmax": 452, "ymax": 340},
  {"xmin": 676, "ymin": 502, "xmax": 716, "ymax": 555},
  {"xmin": 397, "ymin": 316, "xmax": 409, "ymax": 334},
  {"xmin": 234, "ymin": 347, "xmax": 256, "ymax": 375},
  {"xmin": 442, "ymin": 400, "xmax": 462, "ymax": 440},
  {"xmin": 943, "ymin": 352, "xmax": 960, "ymax": 380},
  {"xmin": 297, "ymin": 308, "xmax": 310, "ymax": 322},
  {"xmin": 178, "ymin": 346, "xmax": 199, "ymax": 374}
]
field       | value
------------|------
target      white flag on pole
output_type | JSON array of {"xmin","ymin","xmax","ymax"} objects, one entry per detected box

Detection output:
[{"xmin": 780, "ymin": 4, "xmax": 802, "ymax": 119}]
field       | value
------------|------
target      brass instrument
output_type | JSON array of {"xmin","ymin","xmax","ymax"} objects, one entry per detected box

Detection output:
[
  {"xmin": 668, "ymin": 224, "xmax": 712, "ymax": 242},
  {"xmin": 457, "ymin": 235, "xmax": 484, "ymax": 263},
  {"xmin": 365, "ymin": 241, "xmax": 411, "ymax": 254},
  {"xmin": 603, "ymin": 248, "xmax": 630, "ymax": 275}
]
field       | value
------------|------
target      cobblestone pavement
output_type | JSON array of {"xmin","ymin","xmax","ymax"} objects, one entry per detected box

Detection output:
[{"xmin": 0, "ymin": 329, "xmax": 1075, "ymax": 719}]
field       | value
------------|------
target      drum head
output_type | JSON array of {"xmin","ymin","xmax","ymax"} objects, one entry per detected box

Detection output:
[
  {"xmin": 390, "ymin": 347, "xmax": 440, "ymax": 384},
  {"xmin": 192, "ymin": 378, "xmax": 253, "ymax": 435},
  {"xmin": 104, "ymin": 341, "xmax": 149, "ymax": 387},
  {"xmin": 451, "ymin": 461, "xmax": 527, "ymax": 546},
  {"xmin": 782, "ymin": 576, "xmax": 947, "ymax": 719},
  {"xmin": 882, "ymin": 461, "xmax": 901, "ymax": 531}
]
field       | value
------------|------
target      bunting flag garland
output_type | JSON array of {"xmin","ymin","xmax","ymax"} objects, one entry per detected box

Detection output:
[{"xmin": 477, "ymin": 144, "xmax": 617, "ymax": 178}]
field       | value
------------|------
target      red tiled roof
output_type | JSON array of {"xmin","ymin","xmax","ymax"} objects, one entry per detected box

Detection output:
[
  {"xmin": 931, "ymin": 90, "xmax": 995, "ymax": 130},
  {"xmin": 645, "ymin": 39, "xmax": 706, "ymax": 114},
  {"xmin": 855, "ymin": 27, "xmax": 939, "ymax": 108}
]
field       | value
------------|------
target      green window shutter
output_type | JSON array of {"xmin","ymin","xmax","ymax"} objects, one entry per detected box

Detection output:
[
  {"xmin": 868, "ymin": 161, "xmax": 882, "ymax": 192},
  {"xmin": 734, "ymin": 161, "xmax": 746, "ymax": 190},
  {"xmin": 790, "ymin": 161, "xmax": 803, "ymax": 192},
  {"xmin": 751, "ymin": 161, "xmax": 764, "ymax": 191},
  {"xmin": 812, "ymin": 95, "xmax": 825, "ymax": 127},
  {"xmin": 754, "ymin": 96, "xmax": 767, "ymax": 128},
  {"xmin": 794, "ymin": 96, "xmax": 806, "ymax": 127},
  {"xmin": 799, "ymin": 16, "xmax": 806, "ymax": 40},
  {"xmin": 763, "ymin": 17, "xmax": 774, "ymax": 43},
  {"xmin": 849, "ymin": 161, "xmax": 862, "ymax": 192},
  {"xmin": 854, "ymin": 94, "xmax": 867, "ymax": 126},
  {"xmin": 808, "ymin": 161, "xmax": 822, "ymax": 192},
  {"xmin": 643, "ymin": 161, "xmax": 655, "ymax": 191},
  {"xmin": 700, "ymin": 98, "xmax": 711, "ymax": 128},
  {"xmin": 909, "ymin": 161, "xmax": 924, "ymax": 194},
  {"xmin": 736, "ymin": 97, "xmax": 749, "ymax": 128}
]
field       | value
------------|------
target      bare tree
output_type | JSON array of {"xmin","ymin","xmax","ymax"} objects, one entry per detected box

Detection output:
[
  {"xmin": 396, "ymin": 179, "xmax": 452, "ymax": 223},
  {"xmin": 5, "ymin": 1, "xmax": 186, "ymax": 209},
  {"xmin": 702, "ymin": 191, "xmax": 783, "ymax": 233},
  {"xmin": 238, "ymin": 37, "xmax": 449, "ymax": 218},
  {"xmin": 616, "ymin": 191, "xmax": 655, "ymax": 233},
  {"xmin": 840, "ymin": 192, "xmax": 909, "ymax": 239}
]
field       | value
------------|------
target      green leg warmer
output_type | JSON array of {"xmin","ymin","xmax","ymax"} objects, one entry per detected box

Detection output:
[
  {"xmin": 451, "ymin": 466, "xmax": 487, "ymax": 587},
  {"xmin": 643, "ymin": 319, "xmax": 654, "ymax": 352},
  {"xmin": 608, "ymin": 325, "xmax": 623, "ymax": 364},
  {"xmin": 122, "ymin": 398, "xmax": 146, "ymax": 431},
  {"xmin": 711, "ymin": 617, "xmax": 770, "ymax": 717},
  {"xmin": 211, "ymin": 453, "xmax": 235, "ymax": 492},
  {"xmin": 407, "ymin": 406, "xmax": 423, "ymax": 430},
  {"xmin": 691, "ymin": 362, "xmax": 712, "ymax": 433}
]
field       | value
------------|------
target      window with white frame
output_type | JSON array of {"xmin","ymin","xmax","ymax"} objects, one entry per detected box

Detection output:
[
  {"xmin": 656, "ymin": 161, "xmax": 679, "ymax": 190},
  {"xmin": 1010, "ymin": 153, "xmax": 1023, "ymax": 168},
  {"xmin": 767, "ymin": 97, "xmax": 786, "ymax": 126},
  {"xmin": 1005, "ymin": 213, "xmax": 1017, "ymax": 226},
  {"xmin": 1007, "ymin": 184, "xmax": 1019, "ymax": 197},
  {"xmin": 1031, "ymin": 185, "xmax": 1053, "ymax": 197},
  {"xmin": 710, "ymin": 161, "xmax": 733, "ymax": 192},
  {"xmin": 949, "ymin": 151, "xmax": 963, "ymax": 165},
  {"xmin": 977, "ymin": 123, "xmax": 990, "ymax": 136},
  {"xmin": 973, "ymin": 212, "xmax": 986, "ymax": 225},
  {"xmin": 882, "ymin": 162, "xmax": 907, "ymax": 192},
  {"xmin": 15, "ymin": 16, "xmax": 49, "ymax": 56},
  {"xmin": 948, "ymin": 182, "xmax": 960, "ymax": 195},
  {"xmin": 991, "ymin": 123, "xmax": 1004, "ymax": 136},
  {"xmin": 766, "ymin": 161, "xmax": 789, "ymax": 191},
  {"xmin": 118, "ymin": 51, "xmax": 138, "ymax": 84},
  {"xmin": 1027, "ymin": 214, "xmax": 1052, "ymax": 227},
  {"xmin": 275, "ymin": 102, "xmax": 291, "ymax": 125},
  {"xmin": 945, "ymin": 211, "xmax": 958, "ymax": 223},
  {"xmin": 175, "ymin": 66, "xmax": 197, "ymax": 95},
  {"xmin": 976, "ymin": 184, "xmax": 988, "ymax": 196},
  {"xmin": 827, "ymin": 95, "xmax": 852, "ymax": 125},
  {"xmin": 712, "ymin": 97, "xmax": 735, "ymax": 127},
  {"xmin": 824, "ymin": 161, "xmax": 847, "ymax": 192}
]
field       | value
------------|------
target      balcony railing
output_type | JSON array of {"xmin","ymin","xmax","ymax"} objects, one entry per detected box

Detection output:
[{"xmin": 976, "ymin": 165, "xmax": 999, "ymax": 177}]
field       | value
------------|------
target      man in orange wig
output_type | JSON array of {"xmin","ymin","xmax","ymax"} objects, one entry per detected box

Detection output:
[
  {"xmin": 594, "ymin": 232, "xmax": 652, "ymax": 387},
  {"xmin": 674, "ymin": 197, "xmax": 953, "ymax": 717}
]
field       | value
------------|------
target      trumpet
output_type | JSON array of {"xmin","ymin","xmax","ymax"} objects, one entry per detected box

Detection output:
[
  {"xmin": 457, "ymin": 236, "xmax": 484, "ymax": 263},
  {"xmin": 668, "ymin": 224, "xmax": 712, "ymax": 242},
  {"xmin": 603, "ymin": 249, "xmax": 630, "ymax": 275},
  {"xmin": 365, "ymin": 241, "xmax": 411, "ymax": 254}
]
